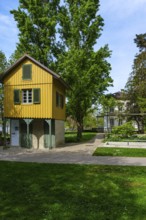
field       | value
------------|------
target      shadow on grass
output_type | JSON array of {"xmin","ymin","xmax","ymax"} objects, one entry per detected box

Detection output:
[{"xmin": 0, "ymin": 162, "xmax": 146, "ymax": 219}]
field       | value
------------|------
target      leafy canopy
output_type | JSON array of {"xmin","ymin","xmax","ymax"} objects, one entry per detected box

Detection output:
[
  {"xmin": 125, "ymin": 33, "xmax": 146, "ymax": 133},
  {"xmin": 0, "ymin": 50, "xmax": 8, "ymax": 73},
  {"xmin": 57, "ymin": 0, "xmax": 113, "ymax": 139},
  {"xmin": 10, "ymin": 0, "xmax": 61, "ymax": 68},
  {"xmin": 10, "ymin": 0, "xmax": 113, "ymax": 140}
]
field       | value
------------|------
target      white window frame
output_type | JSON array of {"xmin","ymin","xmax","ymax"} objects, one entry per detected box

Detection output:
[{"xmin": 22, "ymin": 89, "xmax": 32, "ymax": 104}]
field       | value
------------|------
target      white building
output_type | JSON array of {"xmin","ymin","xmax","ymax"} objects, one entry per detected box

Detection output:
[{"xmin": 103, "ymin": 92, "xmax": 127, "ymax": 132}]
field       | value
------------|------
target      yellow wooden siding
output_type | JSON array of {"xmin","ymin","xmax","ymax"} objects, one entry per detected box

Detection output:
[
  {"xmin": 4, "ymin": 59, "xmax": 52, "ymax": 86},
  {"xmin": 52, "ymin": 79, "xmax": 66, "ymax": 120},
  {"xmin": 3, "ymin": 58, "xmax": 66, "ymax": 120},
  {"xmin": 4, "ymin": 84, "xmax": 52, "ymax": 118},
  {"xmin": 4, "ymin": 58, "xmax": 53, "ymax": 118}
]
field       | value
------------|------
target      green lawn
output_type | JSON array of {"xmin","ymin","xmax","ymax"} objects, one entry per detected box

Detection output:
[
  {"xmin": 93, "ymin": 147, "xmax": 146, "ymax": 157},
  {"xmin": 105, "ymin": 134, "xmax": 146, "ymax": 142},
  {"xmin": 1, "ymin": 162, "xmax": 146, "ymax": 219},
  {"xmin": 65, "ymin": 131, "xmax": 97, "ymax": 143}
]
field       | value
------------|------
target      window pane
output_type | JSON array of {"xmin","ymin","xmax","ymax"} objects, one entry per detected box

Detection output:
[
  {"xmin": 28, "ymin": 89, "xmax": 32, "ymax": 103},
  {"xmin": 22, "ymin": 90, "xmax": 26, "ymax": 103},
  {"xmin": 22, "ymin": 89, "xmax": 32, "ymax": 103}
]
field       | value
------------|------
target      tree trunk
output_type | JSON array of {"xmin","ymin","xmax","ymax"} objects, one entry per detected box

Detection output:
[
  {"xmin": 77, "ymin": 122, "xmax": 83, "ymax": 141},
  {"xmin": 141, "ymin": 118, "xmax": 145, "ymax": 134},
  {"xmin": 3, "ymin": 118, "xmax": 6, "ymax": 147},
  {"xmin": 136, "ymin": 118, "xmax": 144, "ymax": 134},
  {"xmin": 136, "ymin": 119, "xmax": 141, "ymax": 133}
]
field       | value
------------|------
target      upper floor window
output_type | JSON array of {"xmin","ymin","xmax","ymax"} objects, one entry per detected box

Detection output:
[
  {"xmin": 14, "ymin": 88, "xmax": 40, "ymax": 105},
  {"xmin": 22, "ymin": 89, "xmax": 32, "ymax": 104},
  {"xmin": 22, "ymin": 64, "xmax": 32, "ymax": 80},
  {"xmin": 109, "ymin": 107, "xmax": 114, "ymax": 113},
  {"xmin": 110, "ymin": 118, "xmax": 114, "ymax": 127},
  {"xmin": 119, "ymin": 119, "xmax": 123, "ymax": 126},
  {"xmin": 56, "ymin": 91, "xmax": 64, "ymax": 108}
]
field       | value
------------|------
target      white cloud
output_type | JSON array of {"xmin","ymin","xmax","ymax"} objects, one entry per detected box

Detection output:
[
  {"xmin": 0, "ymin": 14, "xmax": 17, "ymax": 36},
  {"xmin": 0, "ymin": 13, "xmax": 18, "ymax": 58},
  {"xmin": 0, "ymin": 14, "xmax": 12, "ymax": 25},
  {"xmin": 100, "ymin": 0, "xmax": 146, "ymax": 19}
]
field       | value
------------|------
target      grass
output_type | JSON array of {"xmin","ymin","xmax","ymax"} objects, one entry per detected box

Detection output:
[
  {"xmin": 105, "ymin": 134, "xmax": 146, "ymax": 142},
  {"xmin": 93, "ymin": 147, "xmax": 146, "ymax": 157},
  {"xmin": 1, "ymin": 162, "xmax": 146, "ymax": 219},
  {"xmin": 65, "ymin": 131, "xmax": 97, "ymax": 143}
]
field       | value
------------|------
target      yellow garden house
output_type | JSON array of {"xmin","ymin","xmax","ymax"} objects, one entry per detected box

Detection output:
[{"xmin": 1, "ymin": 54, "xmax": 68, "ymax": 149}]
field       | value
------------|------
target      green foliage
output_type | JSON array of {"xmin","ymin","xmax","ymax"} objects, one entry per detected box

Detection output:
[
  {"xmin": 11, "ymin": 0, "xmax": 113, "ymax": 141},
  {"xmin": 83, "ymin": 111, "xmax": 97, "ymax": 129},
  {"xmin": 111, "ymin": 122, "xmax": 135, "ymax": 138},
  {"xmin": 125, "ymin": 34, "xmax": 146, "ymax": 133},
  {"xmin": 8, "ymin": 50, "xmax": 24, "ymax": 66},
  {"xmin": 1, "ymin": 162, "xmax": 146, "ymax": 219},
  {"xmin": 97, "ymin": 116, "xmax": 104, "ymax": 128},
  {"xmin": 105, "ymin": 133, "xmax": 146, "ymax": 142},
  {"xmin": 0, "ymin": 50, "xmax": 8, "ymax": 73},
  {"xmin": 10, "ymin": 0, "xmax": 61, "ymax": 68},
  {"xmin": 98, "ymin": 94, "xmax": 116, "ymax": 112},
  {"xmin": 0, "ymin": 51, "xmax": 8, "ymax": 137},
  {"xmin": 134, "ymin": 33, "xmax": 146, "ymax": 52},
  {"xmin": 58, "ymin": 0, "xmax": 113, "ymax": 140},
  {"xmin": 136, "ymin": 134, "xmax": 146, "ymax": 140}
]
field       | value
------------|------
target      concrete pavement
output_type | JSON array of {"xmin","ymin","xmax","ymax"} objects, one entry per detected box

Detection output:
[{"xmin": 1, "ymin": 134, "xmax": 146, "ymax": 166}]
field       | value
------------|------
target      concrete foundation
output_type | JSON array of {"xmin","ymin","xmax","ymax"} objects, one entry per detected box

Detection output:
[
  {"xmin": 55, "ymin": 120, "xmax": 65, "ymax": 146},
  {"xmin": 32, "ymin": 119, "xmax": 44, "ymax": 149}
]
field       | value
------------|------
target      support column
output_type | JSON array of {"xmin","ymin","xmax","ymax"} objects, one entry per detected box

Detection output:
[
  {"xmin": 45, "ymin": 119, "xmax": 55, "ymax": 149},
  {"xmin": 23, "ymin": 119, "xmax": 33, "ymax": 148},
  {"xmin": 3, "ymin": 117, "xmax": 6, "ymax": 147}
]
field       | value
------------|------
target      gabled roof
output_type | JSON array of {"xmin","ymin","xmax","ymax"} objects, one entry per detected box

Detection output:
[
  {"xmin": 112, "ymin": 91, "xmax": 124, "ymax": 100},
  {"xmin": 1, "ymin": 54, "xmax": 69, "ymax": 89}
]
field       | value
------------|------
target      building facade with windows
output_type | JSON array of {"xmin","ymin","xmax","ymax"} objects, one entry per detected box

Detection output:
[
  {"xmin": 1, "ymin": 54, "xmax": 68, "ymax": 149},
  {"xmin": 103, "ymin": 92, "xmax": 127, "ymax": 132}
]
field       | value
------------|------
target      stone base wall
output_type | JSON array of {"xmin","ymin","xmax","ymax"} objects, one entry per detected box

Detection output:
[
  {"xmin": 14, "ymin": 119, "xmax": 65, "ymax": 149},
  {"xmin": 55, "ymin": 120, "xmax": 65, "ymax": 146},
  {"xmin": 32, "ymin": 119, "xmax": 44, "ymax": 149}
]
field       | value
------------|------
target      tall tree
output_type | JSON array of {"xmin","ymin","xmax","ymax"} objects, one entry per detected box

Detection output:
[
  {"xmin": 0, "ymin": 51, "xmax": 8, "ymax": 137},
  {"xmin": 11, "ymin": 0, "xmax": 112, "ymax": 140},
  {"xmin": 125, "ymin": 34, "xmax": 146, "ymax": 133},
  {"xmin": 0, "ymin": 50, "xmax": 7, "ymax": 73},
  {"xmin": 57, "ymin": 0, "xmax": 113, "ymax": 140},
  {"xmin": 10, "ymin": 0, "xmax": 61, "ymax": 68},
  {"xmin": 134, "ymin": 33, "xmax": 146, "ymax": 52}
]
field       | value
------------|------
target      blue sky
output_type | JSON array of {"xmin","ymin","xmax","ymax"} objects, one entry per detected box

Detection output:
[{"xmin": 0, "ymin": 0, "xmax": 146, "ymax": 93}]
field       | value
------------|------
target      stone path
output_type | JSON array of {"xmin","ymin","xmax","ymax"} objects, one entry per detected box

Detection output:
[{"xmin": 1, "ymin": 134, "xmax": 146, "ymax": 166}]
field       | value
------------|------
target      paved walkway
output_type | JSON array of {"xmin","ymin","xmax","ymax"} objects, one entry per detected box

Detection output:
[{"xmin": 1, "ymin": 134, "xmax": 146, "ymax": 166}]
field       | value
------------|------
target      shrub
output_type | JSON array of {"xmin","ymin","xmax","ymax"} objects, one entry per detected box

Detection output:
[{"xmin": 111, "ymin": 122, "xmax": 135, "ymax": 138}]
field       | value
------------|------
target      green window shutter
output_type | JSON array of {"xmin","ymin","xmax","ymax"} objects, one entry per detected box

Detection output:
[
  {"xmin": 33, "ymin": 88, "xmax": 40, "ymax": 104},
  {"xmin": 14, "ymin": 89, "xmax": 20, "ymax": 104},
  {"xmin": 22, "ymin": 64, "xmax": 32, "ymax": 80}
]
